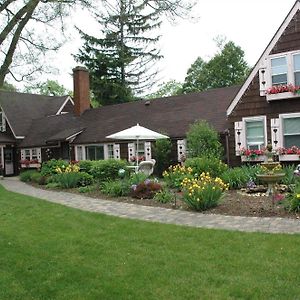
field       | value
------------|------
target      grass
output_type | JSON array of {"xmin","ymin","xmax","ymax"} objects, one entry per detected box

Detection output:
[{"xmin": 0, "ymin": 185, "xmax": 300, "ymax": 299}]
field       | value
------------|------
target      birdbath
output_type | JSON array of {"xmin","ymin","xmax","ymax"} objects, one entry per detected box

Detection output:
[{"xmin": 256, "ymin": 159, "xmax": 285, "ymax": 197}]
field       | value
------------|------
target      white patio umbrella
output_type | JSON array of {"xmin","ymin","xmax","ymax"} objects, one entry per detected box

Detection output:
[{"xmin": 106, "ymin": 124, "xmax": 169, "ymax": 167}]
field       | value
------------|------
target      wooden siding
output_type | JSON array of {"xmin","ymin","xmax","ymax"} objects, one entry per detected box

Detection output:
[{"xmin": 228, "ymin": 9, "xmax": 300, "ymax": 166}]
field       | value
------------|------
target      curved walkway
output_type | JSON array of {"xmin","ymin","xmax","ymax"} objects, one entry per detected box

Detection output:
[{"xmin": 1, "ymin": 177, "xmax": 300, "ymax": 234}]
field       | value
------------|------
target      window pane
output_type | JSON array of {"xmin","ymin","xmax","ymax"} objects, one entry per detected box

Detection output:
[
  {"xmin": 272, "ymin": 74, "xmax": 287, "ymax": 85},
  {"xmin": 246, "ymin": 120, "xmax": 264, "ymax": 147},
  {"xmin": 95, "ymin": 146, "xmax": 104, "ymax": 160},
  {"xmin": 107, "ymin": 144, "xmax": 114, "ymax": 159},
  {"xmin": 271, "ymin": 57, "xmax": 287, "ymax": 73},
  {"xmin": 294, "ymin": 54, "xmax": 300, "ymax": 71},
  {"xmin": 295, "ymin": 72, "xmax": 300, "ymax": 86},
  {"xmin": 86, "ymin": 146, "xmax": 96, "ymax": 160},
  {"xmin": 25, "ymin": 149, "xmax": 31, "ymax": 160},
  {"xmin": 284, "ymin": 117, "xmax": 300, "ymax": 135},
  {"xmin": 135, "ymin": 142, "xmax": 145, "ymax": 155},
  {"xmin": 284, "ymin": 135, "xmax": 300, "ymax": 148},
  {"xmin": 77, "ymin": 146, "xmax": 83, "ymax": 161}
]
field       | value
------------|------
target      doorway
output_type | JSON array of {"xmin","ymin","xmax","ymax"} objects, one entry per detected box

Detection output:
[{"xmin": 4, "ymin": 148, "xmax": 14, "ymax": 176}]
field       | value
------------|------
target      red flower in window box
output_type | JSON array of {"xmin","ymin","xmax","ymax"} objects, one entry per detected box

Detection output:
[
  {"xmin": 266, "ymin": 84, "xmax": 300, "ymax": 95},
  {"xmin": 278, "ymin": 146, "xmax": 300, "ymax": 155},
  {"xmin": 240, "ymin": 148, "xmax": 265, "ymax": 159},
  {"xmin": 20, "ymin": 159, "xmax": 30, "ymax": 166}
]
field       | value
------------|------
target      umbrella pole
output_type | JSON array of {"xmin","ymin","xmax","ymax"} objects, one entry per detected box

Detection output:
[{"xmin": 136, "ymin": 137, "xmax": 139, "ymax": 170}]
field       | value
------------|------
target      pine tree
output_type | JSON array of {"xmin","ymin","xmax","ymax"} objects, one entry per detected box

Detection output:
[{"xmin": 75, "ymin": 0, "xmax": 194, "ymax": 106}]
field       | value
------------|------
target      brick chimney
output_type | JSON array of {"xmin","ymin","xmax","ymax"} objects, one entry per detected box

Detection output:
[{"xmin": 73, "ymin": 66, "xmax": 90, "ymax": 116}]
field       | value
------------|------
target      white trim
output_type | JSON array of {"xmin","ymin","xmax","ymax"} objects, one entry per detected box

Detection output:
[
  {"xmin": 66, "ymin": 130, "xmax": 84, "ymax": 141},
  {"xmin": 75, "ymin": 145, "xmax": 86, "ymax": 161},
  {"xmin": 279, "ymin": 154, "xmax": 300, "ymax": 161},
  {"xmin": 20, "ymin": 148, "xmax": 42, "ymax": 163},
  {"xmin": 227, "ymin": 1, "xmax": 300, "ymax": 116},
  {"xmin": 0, "ymin": 146, "xmax": 4, "ymax": 168},
  {"xmin": 242, "ymin": 115, "xmax": 267, "ymax": 151},
  {"xmin": 0, "ymin": 105, "xmax": 20, "ymax": 139},
  {"xmin": 279, "ymin": 112, "xmax": 300, "ymax": 148},
  {"xmin": 56, "ymin": 96, "xmax": 74, "ymax": 115}
]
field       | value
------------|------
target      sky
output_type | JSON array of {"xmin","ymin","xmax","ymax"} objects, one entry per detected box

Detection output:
[{"xmin": 45, "ymin": 0, "xmax": 297, "ymax": 92}]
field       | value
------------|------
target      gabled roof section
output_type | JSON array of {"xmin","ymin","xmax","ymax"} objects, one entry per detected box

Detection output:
[
  {"xmin": 0, "ymin": 91, "xmax": 69, "ymax": 137},
  {"xmin": 227, "ymin": 0, "xmax": 300, "ymax": 116},
  {"xmin": 19, "ymin": 113, "xmax": 83, "ymax": 148},
  {"xmin": 73, "ymin": 85, "xmax": 241, "ymax": 144}
]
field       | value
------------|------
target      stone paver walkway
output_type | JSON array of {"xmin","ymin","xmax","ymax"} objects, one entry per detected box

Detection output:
[{"xmin": 1, "ymin": 177, "xmax": 300, "ymax": 234}]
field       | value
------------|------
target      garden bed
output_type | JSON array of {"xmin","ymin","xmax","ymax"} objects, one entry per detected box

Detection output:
[{"xmin": 32, "ymin": 183, "xmax": 300, "ymax": 219}]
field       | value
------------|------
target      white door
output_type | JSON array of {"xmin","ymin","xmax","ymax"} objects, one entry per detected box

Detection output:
[{"xmin": 4, "ymin": 149, "xmax": 14, "ymax": 175}]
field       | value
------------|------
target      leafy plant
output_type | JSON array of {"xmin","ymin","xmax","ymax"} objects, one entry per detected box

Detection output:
[
  {"xmin": 131, "ymin": 179, "xmax": 162, "ymax": 199},
  {"xmin": 90, "ymin": 159, "xmax": 128, "ymax": 182},
  {"xmin": 154, "ymin": 189, "xmax": 174, "ymax": 203},
  {"xmin": 129, "ymin": 173, "xmax": 149, "ymax": 185},
  {"xmin": 19, "ymin": 170, "xmax": 38, "ymax": 182},
  {"xmin": 40, "ymin": 159, "xmax": 69, "ymax": 177},
  {"xmin": 49, "ymin": 172, "xmax": 93, "ymax": 189},
  {"xmin": 153, "ymin": 138, "xmax": 172, "ymax": 175},
  {"xmin": 185, "ymin": 156, "xmax": 228, "ymax": 179},
  {"xmin": 181, "ymin": 173, "xmax": 228, "ymax": 211},
  {"xmin": 163, "ymin": 164, "xmax": 194, "ymax": 189},
  {"xmin": 45, "ymin": 182, "xmax": 61, "ymax": 189},
  {"xmin": 100, "ymin": 180, "xmax": 131, "ymax": 197},
  {"xmin": 281, "ymin": 165, "xmax": 300, "ymax": 186},
  {"xmin": 78, "ymin": 160, "xmax": 94, "ymax": 174},
  {"xmin": 220, "ymin": 167, "xmax": 250, "ymax": 189},
  {"xmin": 186, "ymin": 120, "xmax": 223, "ymax": 158},
  {"xmin": 286, "ymin": 182, "xmax": 300, "ymax": 212},
  {"xmin": 78, "ymin": 186, "xmax": 95, "ymax": 193}
]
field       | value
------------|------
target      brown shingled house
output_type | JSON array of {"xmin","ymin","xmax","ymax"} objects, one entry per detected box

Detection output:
[{"xmin": 2, "ymin": 1, "xmax": 300, "ymax": 176}]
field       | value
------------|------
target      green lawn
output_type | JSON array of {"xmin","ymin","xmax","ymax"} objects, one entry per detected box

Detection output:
[{"xmin": 0, "ymin": 185, "xmax": 300, "ymax": 299}]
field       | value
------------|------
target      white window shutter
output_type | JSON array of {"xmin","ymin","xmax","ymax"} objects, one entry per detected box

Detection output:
[
  {"xmin": 177, "ymin": 139, "xmax": 186, "ymax": 162},
  {"xmin": 37, "ymin": 148, "xmax": 42, "ymax": 162},
  {"xmin": 20, "ymin": 149, "xmax": 25, "ymax": 160},
  {"xmin": 234, "ymin": 121, "xmax": 245, "ymax": 155},
  {"xmin": 259, "ymin": 68, "xmax": 267, "ymax": 96},
  {"xmin": 271, "ymin": 118, "xmax": 282, "ymax": 150},
  {"xmin": 144, "ymin": 142, "xmax": 152, "ymax": 160},
  {"xmin": 113, "ymin": 144, "xmax": 120, "ymax": 160},
  {"xmin": 128, "ymin": 143, "xmax": 135, "ymax": 161}
]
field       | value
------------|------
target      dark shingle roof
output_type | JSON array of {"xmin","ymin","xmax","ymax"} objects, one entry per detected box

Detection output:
[
  {"xmin": 73, "ymin": 85, "xmax": 240, "ymax": 144},
  {"xmin": 0, "ymin": 131, "xmax": 16, "ymax": 143},
  {"xmin": 0, "ymin": 91, "xmax": 69, "ymax": 137},
  {"xmin": 19, "ymin": 114, "xmax": 83, "ymax": 148}
]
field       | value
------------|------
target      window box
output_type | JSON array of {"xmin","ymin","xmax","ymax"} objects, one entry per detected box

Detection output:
[
  {"xmin": 279, "ymin": 154, "xmax": 300, "ymax": 161},
  {"xmin": 21, "ymin": 163, "xmax": 41, "ymax": 169},
  {"xmin": 266, "ymin": 91, "xmax": 300, "ymax": 101},
  {"xmin": 241, "ymin": 155, "xmax": 265, "ymax": 162}
]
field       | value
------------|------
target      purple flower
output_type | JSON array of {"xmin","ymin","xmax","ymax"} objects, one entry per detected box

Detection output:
[
  {"xmin": 144, "ymin": 179, "xmax": 151, "ymax": 185},
  {"xmin": 131, "ymin": 184, "xmax": 137, "ymax": 191}
]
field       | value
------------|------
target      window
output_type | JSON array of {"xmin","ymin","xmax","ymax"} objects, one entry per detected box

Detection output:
[
  {"xmin": 77, "ymin": 146, "xmax": 83, "ymax": 161},
  {"xmin": 244, "ymin": 117, "xmax": 266, "ymax": 150},
  {"xmin": 293, "ymin": 54, "xmax": 300, "ymax": 86},
  {"xmin": 271, "ymin": 56, "xmax": 287, "ymax": 86},
  {"xmin": 21, "ymin": 148, "xmax": 41, "ymax": 162},
  {"xmin": 135, "ymin": 142, "xmax": 145, "ymax": 156},
  {"xmin": 107, "ymin": 144, "xmax": 114, "ymax": 159},
  {"xmin": 283, "ymin": 117, "xmax": 300, "ymax": 148},
  {"xmin": 86, "ymin": 145, "xmax": 104, "ymax": 160}
]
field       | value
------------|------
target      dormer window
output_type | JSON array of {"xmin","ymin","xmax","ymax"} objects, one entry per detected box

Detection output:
[{"xmin": 0, "ymin": 111, "xmax": 6, "ymax": 132}]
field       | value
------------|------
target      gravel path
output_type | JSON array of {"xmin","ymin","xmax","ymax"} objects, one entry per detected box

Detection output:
[{"xmin": 1, "ymin": 177, "xmax": 300, "ymax": 234}]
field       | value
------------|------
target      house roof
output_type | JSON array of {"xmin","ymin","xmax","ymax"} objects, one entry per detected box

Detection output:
[
  {"xmin": 0, "ymin": 132, "xmax": 16, "ymax": 144},
  {"xmin": 73, "ymin": 85, "xmax": 240, "ymax": 144},
  {"xmin": 0, "ymin": 91, "xmax": 69, "ymax": 137},
  {"xmin": 226, "ymin": 0, "xmax": 300, "ymax": 116},
  {"xmin": 19, "ymin": 114, "xmax": 83, "ymax": 148}
]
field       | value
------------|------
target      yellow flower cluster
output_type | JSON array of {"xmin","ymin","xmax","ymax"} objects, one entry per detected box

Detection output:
[
  {"xmin": 181, "ymin": 172, "xmax": 229, "ymax": 196},
  {"xmin": 296, "ymin": 193, "xmax": 300, "ymax": 199},
  {"xmin": 55, "ymin": 164, "xmax": 80, "ymax": 174},
  {"xmin": 163, "ymin": 165, "xmax": 193, "ymax": 177}
]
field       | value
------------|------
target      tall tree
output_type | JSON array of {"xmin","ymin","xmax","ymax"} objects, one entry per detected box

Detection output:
[
  {"xmin": 146, "ymin": 80, "xmax": 183, "ymax": 99},
  {"xmin": 75, "ymin": 0, "xmax": 194, "ymax": 106},
  {"xmin": 182, "ymin": 40, "xmax": 250, "ymax": 94},
  {"xmin": 0, "ymin": 0, "xmax": 91, "ymax": 87}
]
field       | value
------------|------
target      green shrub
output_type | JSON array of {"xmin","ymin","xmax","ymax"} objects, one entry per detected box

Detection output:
[
  {"xmin": 186, "ymin": 120, "xmax": 223, "ymax": 158},
  {"xmin": 78, "ymin": 186, "xmax": 95, "ymax": 193},
  {"xmin": 30, "ymin": 172, "xmax": 42, "ymax": 184},
  {"xmin": 40, "ymin": 159, "xmax": 69, "ymax": 176},
  {"xmin": 100, "ymin": 180, "xmax": 131, "ymax": 197},
  {"xmin": 181, "ymin": 174, "xmax": 228, "ymax": 211},
  {"xmin": 185, "ymin": 157, "xmax": 228, "ymax": 179},
  {"xmin": 281, "ymin": 165, "xmax": 300, "ymax": 186},
  {"xmin": 50, "ymin": 172, "xmax": 93, "ymax": 189},
  {"xmin": 154, "ymin": 189, "xmax": 173, "ymax": 203},
  {"xmin": 129, "ymin": 173, "xmax": 149, "ymax": 185},
  {"xmin": 90, "ymin": 159, "xmax": 128, "ymax": 182},
  {"xmin": 153, "ymin": 138, "xmax": 172, "ymax": 175},
  {"xmin": 163, "ymin": 164, "xmax": 194, "ymax": 189},
  {"xmin": 221, "ymin": 167, "xmax": 249, "ymax": 189},
  {"xmin": 78, "ymin": 160, "xmax": 94, "ymax": 174},
  {"xmin": 19, "ymin": 170, "xmax": 38, "ymax": 182},
  {"xmin": 287, "ymin": 182, "xmax": 300, "ymax": 212},
  {"xmin": 45, "ymin": 182, "xmax": 61, "ymax": 189}
]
